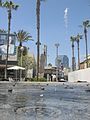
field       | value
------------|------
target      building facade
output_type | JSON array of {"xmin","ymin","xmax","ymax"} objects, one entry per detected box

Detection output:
[
  {"xmin": 0, "ymin": 31, "xmax": 17, "ymax": 80},
  {"xmin": 80, "ymin": 57, "xmax": 90, "ymax": 69},
  {"xmin": 40, "ymin": 45, "xmax": 47, "ymax": 74}
]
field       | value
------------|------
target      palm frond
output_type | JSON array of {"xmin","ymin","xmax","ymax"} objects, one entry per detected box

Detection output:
[
  {"xmin": 70, "ymin": 36, "xmax": 76, "ymax": 42},
  {"xmin": 77, "ymin": 34, "xmax": 83, "ymax": 40},
  {"xmin": 16, "ymin": 30, "xmax": 33, "ymax": 44},
  {"xmin": 83, "ymin": 20, "xmax": 90, "ymax": 27},
  {"xmin": 1, "ymin": 1, "xmax": 19, "ymax": 10}
]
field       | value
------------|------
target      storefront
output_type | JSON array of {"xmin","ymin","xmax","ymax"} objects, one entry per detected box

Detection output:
[{"xmin": 0, "ymin": 60, "xmax": 17, "ymax": 80}]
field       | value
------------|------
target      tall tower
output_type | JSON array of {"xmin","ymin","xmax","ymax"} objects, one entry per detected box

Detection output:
[
  {"xmin": 55, "ymin": 43, "xmax": 60, "ymax": 58},
  {"xmin": 55, "ymin": 43, "xmax": 60, "ymax": 81},
  {"xmin": 55, "ymin": 43, "xmax": 60, "ymax": 67}
]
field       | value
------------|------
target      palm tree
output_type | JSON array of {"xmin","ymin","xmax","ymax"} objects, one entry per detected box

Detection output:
[
  {"xmin": 36, "ymin": 0, "xmax": 45, "ymax": 80},
  {"xmin": 16, "ymin": 30, "xmax": 32, "ymax": 47},
  {"xmin": 16, "ymin": 30, "xmax": 33, "ymax": 80},
  {"xmin": 0, "ymin": 1, "xmax": 19, "ymax": 79},
  {"xmin": 83, "ymin": 20, "xmax": 90, "ymax": 68},
  {"xmin": 70, "ymin": 36, "xmax": 76, "ymax": 71},
  {"xmin": 16, "ymin": 30, "xmax": 33, "ymax": 64},
  {"xmin": 75, "ymin": 34, "xmax": 82, "ymax": 70}
]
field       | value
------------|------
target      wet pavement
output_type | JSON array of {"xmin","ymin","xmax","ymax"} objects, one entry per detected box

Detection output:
[{"xmin": 0, "ymin": 82, "xmax": 90, "ymax": 120}]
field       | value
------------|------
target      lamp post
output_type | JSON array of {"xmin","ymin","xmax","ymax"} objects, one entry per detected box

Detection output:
[{"xmin": 20, "ymin": 46, "xmax": 24, "ymax": 81}]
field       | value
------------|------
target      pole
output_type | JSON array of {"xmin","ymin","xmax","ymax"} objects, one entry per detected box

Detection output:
[{"xmin": 20, "ymin": 46, "xmax": 24, "ymax": 81}]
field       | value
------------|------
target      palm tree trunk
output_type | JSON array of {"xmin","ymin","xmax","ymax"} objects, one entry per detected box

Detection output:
[
  {"xmin": 5, "ymin": 9, "xmax": 11, "ymax": 79},
  {"xmin": 19, "ymin": 41, "xmax": 22, "ymax": 47},
  {"xmin": 72, "ymin": 43, "xmax": 74, "ymax": 71},
  {"xmin": 36, "ymin": 0, "xmax": 40, "ymax": 81},
  {"xmin": 84, "ymin": 27, "xmax": 88, "ymax": 68},
  {"xmin": 77, "ymin": 41, "xmax": 80, "ymax": 70}
]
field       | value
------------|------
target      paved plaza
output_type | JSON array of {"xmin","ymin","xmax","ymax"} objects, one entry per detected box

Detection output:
[{"xmin": 0, "ymin": 82, "xmax": 90, "ymax": 120}]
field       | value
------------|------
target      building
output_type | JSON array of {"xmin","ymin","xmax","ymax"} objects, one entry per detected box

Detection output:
[
  {"xmin": 55, "ymin": 55, "xmax": 69, "ymax": 69},
  {"xmin": 40, "ymin": 45, "xmax": 47, "ymax": 74},
  {"xmin": 80, "ymin": 56, "xmax": 90, "ymax": 69},
  {"xmin": 0, "ymin": 31, "xmax": 17, "ymax": 80}
]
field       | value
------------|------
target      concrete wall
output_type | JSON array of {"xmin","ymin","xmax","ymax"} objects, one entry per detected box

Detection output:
[{"xmin": 68, "ymin": 68, "xmax": 90, "ymax": 82}]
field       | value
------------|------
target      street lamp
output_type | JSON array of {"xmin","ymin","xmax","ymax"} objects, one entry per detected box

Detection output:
[{"xmin": 20, "ymin": 46, "xmax": 24, "ymax": 81}]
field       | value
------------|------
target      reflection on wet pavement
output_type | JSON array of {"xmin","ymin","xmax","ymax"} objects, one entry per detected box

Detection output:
[{"xmin": 0, "ymin": 82, "xmax": 90, "ymax": 120}]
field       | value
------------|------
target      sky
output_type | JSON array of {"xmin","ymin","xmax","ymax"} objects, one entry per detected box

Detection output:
[{"xmin": 0, "ymin": 0, "xmax": 90, "ymax": 67}]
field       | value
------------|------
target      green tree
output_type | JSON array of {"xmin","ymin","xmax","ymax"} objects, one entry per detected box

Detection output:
[
  {"xmin": 20, "ymin": 55, "xmax": 36, "ymax": 78},
  {"xmin": 70, "ymin": 36, "xmax": 76, "ymax": 71},
  {"xmin": 22, "ymin": 55, "xmax": 36, "ymax": 70},
  {"xmin": 75, "ymin": 34, "xmax": 82, "ymax": 70},
  {"xmin": 0, "ymin": 1, "xmax": 19, "ymax": 79},
  {"xmin": 83, "ymin": 20, "xmax": 90, "ymax": 68}
]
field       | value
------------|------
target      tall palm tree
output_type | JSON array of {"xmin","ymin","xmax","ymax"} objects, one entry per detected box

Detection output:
[
  {"xmin": 83, "ymin": 20, "xmax": 90, "ymax": 68},
  {"xmin": 16, "ymin": 30, "xmax": 33, "ymax": 65},
  {"xmin": 0, "ymin": 1, "xmax": 19, "ymax": 79},
  {"xmin": 16, "ymin": 30, "xmax": 33, "ymax": 80},
  {"xmin": 75, "ymin": 34, "xmax": 82, "ymax": 70},
  {"xmin": 70, "ymin": 36, "xmax": 76, "ymax": 71},
  {"xmin": 36, "ymin": 0, "xmax": 45, "ymax": 80}
]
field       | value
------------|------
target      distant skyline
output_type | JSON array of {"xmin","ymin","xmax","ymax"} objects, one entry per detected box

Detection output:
[{"xmin": 0, "ymin": 0, "xmax": 90, "ymax": 67}]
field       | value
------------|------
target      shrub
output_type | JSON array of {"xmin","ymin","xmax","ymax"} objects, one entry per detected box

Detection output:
[{"xmin": 25, "ymin": 77, "xmax": 47, "ymax": 82}]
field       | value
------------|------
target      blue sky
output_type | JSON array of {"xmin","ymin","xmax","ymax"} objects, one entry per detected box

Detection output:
[{"xmin": 0, "ymin": 0, "xmax": 90, "ymax": 67}]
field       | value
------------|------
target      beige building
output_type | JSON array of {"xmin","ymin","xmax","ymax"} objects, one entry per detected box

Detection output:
[{"xmin": 80, "ymin": 56, "xmax": 90, "ymax": 69}]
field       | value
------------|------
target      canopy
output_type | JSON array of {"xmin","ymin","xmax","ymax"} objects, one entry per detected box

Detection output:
[
  {"xmin": 7, "ymin": 65, "xmax": 25, "ymax": 70},
  {"xmin": 7, "ymin": 66, "xmax": 25, "ymax": 81}
]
